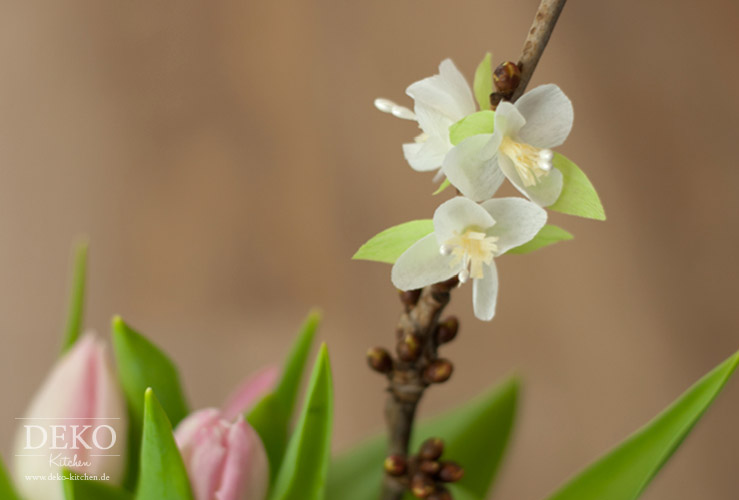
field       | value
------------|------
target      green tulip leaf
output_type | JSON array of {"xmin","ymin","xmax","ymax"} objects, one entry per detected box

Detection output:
[
  {"xmin": 449, "ymin": 110, "xmax": 495, "ymax": 146},
  {"xmin": 547, "ymin": 351, "xmax": 739, "ymax": 500},
  {"xmin": 270, "ymin": 344, "xmax": 334, "ymax": 500},
  {"xmin": 507, "ymin": 224, "xmax": 574, "ymax": 255},
  {"xmin": 473, "ymin": 52, "xmax": 493, "ymax": 111},
  {"xmin": 111, "ymin": 317, "xmax": 189, "ymax": 489},
  {"xmin": 353, "ymin": 220, "xmax": 434, "ymax": 264},
  {"xmin": 549, "ymin": 154, "xmax": 606, "ymax": 221},
  {"xmin": 60, "ymin": 240, "xmax": 88, "ymax": 354},
  {"xmin": 248, "ymin": 310, "xmax": 321, "ymax": 484},
  {"xmin": 327, "ymin": 377, "xmax": 519, "ymax": 500},
  {"xmin": 136, "ymin": 389, "xmax": 194, "ymax": 500},
  {"xmin": 0, "ymin": 455, "xmax": 20, "ymax": 500},
  {"xmin": 62, "ymin": 469, "xmax": 132, "ymax": 500}
]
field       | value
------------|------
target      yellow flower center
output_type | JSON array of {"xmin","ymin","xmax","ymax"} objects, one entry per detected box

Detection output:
[
  {"xmin": 499, "ymin": 135, "xmax": 553, "ymax": 187},
  {"xmin": 441, "ymin": 229, "xmax": 498, "ymax": 282}
]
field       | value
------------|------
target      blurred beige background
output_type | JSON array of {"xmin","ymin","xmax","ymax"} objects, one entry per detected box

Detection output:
[{"xmin": 1, "ymin": 0, "xmax": 738, "ymax": 498}]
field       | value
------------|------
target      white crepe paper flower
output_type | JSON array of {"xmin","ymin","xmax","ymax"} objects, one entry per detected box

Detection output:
[
  {"xmin": 392, "ymin": 197, "xmax": 546, "ymax": 321},
  {"xmin": 374, "ymin": 59, "xmax": 476, "ymax": 175},
  {"xmin": 442, "ymin": 84, "xmax": 574, "ymax": 205}
]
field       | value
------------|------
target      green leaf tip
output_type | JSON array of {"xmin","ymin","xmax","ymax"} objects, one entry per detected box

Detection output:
[
  {"xmin": 547, "ymin": 351, "xmax": 739, "ymax": 500},
  {"xmin": 550, "ymin": 153, "xmax": 606, "ymax": 221},
  {"xmin": 507, "ymin": 224, "xmax": 574, "ymax": 255},
  {"xmin": 270, "ymin": 341, "xmax": 333, "ymax": 500},
  {"xmin": 432, "ymin": 178, "xmax": 452, "ymax": 196},
  {"xmin": 60, "ymin": 239, "xmax": 89, "ymax": 354},
  {"xmin": 473, "ymin": 52, "xmax": 493, "ymax": 111},
  {"xmin": 353, "ymin": 219, "xmax": 434, "ymax": 264},
  {"xmin": 449, "ymin": 110, "xmax": 495, "ymax": 146},
  {"xmin": 137, "ymin": 388, "xmax": 194, "ymax": 500},
  {"xmin": 249, "ymin": 311, "xmax": 322, "ymax": 488}
]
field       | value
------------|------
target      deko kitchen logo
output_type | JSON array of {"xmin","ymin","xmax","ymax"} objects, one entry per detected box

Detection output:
[{"xmin": 16, "ymin": 418, "xmax": 120, "ymax": 470}]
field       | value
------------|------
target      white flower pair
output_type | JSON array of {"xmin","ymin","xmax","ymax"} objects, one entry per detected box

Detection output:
[{"xmin": 376, "ymin": 59, "xmax": 574, "ymax": 321}]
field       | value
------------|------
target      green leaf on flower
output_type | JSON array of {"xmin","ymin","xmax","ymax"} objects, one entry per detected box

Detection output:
[
  {"xmin": 111, "ymin": 317, "xmax": 189, "ymax": 489},
  {"xmin": 327, "ymin": 376, "xmax": 519, "ymax": 500},
  {"xmin": 353, "ymin": 220, "xmax": 434, "ymax": 264},
  {"xmin": 432, "ymin": 178, "xmax": 451, "ymax": 195},
  {"xmin": 547, "ymin": 351, "xmax": 739, "ymax": 500},
  {"xmin": 136, "ymin": 389, "xmax": 194, "ymax": 500},
  {"xmin": 473, "ymin": 52, "xmax": 493, "ymax": 111},
  {"xmin": 506, "ymin": 224, "xmax": 573, "ymax": 255},
  {"xmin": 60, "ymin": 240, "xmax": 88, "ymax": 354},
  {"xmin": 449, "ymin": 110, "xmax": 495, "ymax": 146},
  {"xmin": 549, "ymin": 153, "xmax": 606, "ymax": 221},
  {"xmin": 248, "ymin": 310, "xmax": 321, "ymax": 485},
  {"xmin": 0, "ymin": 455, "xmax": 20, "ymax": 500},
  {"xmin": 62, "ymin": 469, "xmax": 132, "ymax": 500},
  {"xmin": 270, "ymin": 344, "xmax": 334, "ymax": 500}
]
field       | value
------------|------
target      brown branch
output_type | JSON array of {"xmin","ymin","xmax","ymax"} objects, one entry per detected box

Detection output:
[
  {"xmin": 377, "ymin": 2, "xmax": 568, "ymax": 499},
  {"xmin": 511, "ymin": 0, "xmax": 568, "ymax": 101}
]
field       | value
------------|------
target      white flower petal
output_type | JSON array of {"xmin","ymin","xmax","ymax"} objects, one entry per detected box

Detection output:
[
  {"xmin": 391, "ymin": 234, "xmax": 459, "ymax": 290},
  {"xmin": 414, "ymin": 104, "xmax": 453, "ymax": 140},
  {"xmin": 433, "ymin": 197, "xmax": 495, "ymax": 243},
  {"xmin": 406, "ymin": 59, "xmax": 476, "ymax": 122},
  {"xmin": 403, "ymin": 135, "xmax": 449, "ymax": 172},
  {"xmin": 498, "ymin": 154, "xmax": 564, "ymax": 207},
  {"xmin": 494, "ymin": 101, "xmax": 526, "ymax": 137},
  {"xmin": 481, "ymin": 197, "xmax": 548, "ymax": 255},
  {"xmin": 473, "ymin": 261, "xmax": 498, "ymax": 321},
  {"xmin": 441, "ymin": 134, "xmax": 505, "ymax": 202},
  {"xmin": 515, "ymin": 84, "xmax": 573, "ymax": 148}
]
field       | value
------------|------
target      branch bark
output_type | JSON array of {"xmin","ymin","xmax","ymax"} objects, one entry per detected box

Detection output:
[
  {"xmin": 379, "ymin": 2, "xmax": 567, "ymax": 499},
  {"xmin": 511, "ymin": 0, "xmax": 568, "ymax": 101}
]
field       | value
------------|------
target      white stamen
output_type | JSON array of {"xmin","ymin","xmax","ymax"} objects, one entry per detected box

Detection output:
[
  {"xmin": 374, "ymin": 98, "xmax": 416, "ymax": 121},
  {"xmin": 458, "ymin": 268, "xmax": 470, "ymax": 283},
  {"xmin": 499, "ymin": 136, "xmax": 552, "ymax": 187},
  {"xmin": 439, "ymin": 244, "xmax": 452, "ymax": 256},
  {"xmin": 391, "ymin": 105, "xmax": 416, "ymax": 120},
  {"xmin": 374, "ymin": 98, "xmax": 395, "ymax": 113}
]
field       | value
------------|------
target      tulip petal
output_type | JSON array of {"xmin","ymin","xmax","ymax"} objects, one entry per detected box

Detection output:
[
  {"xmin": 473, "ymin": 262, "xmax": 499, "ymax": 321},
  {"xmin": 391, "ymin": 234, "xmax": 458, "ymax": 291},
  {"xmin": 480, "ymin": 198, "xmax": 548, "ymax": 255},
  {"xmin": 216, "ymin": 418, "xmax": 268, "ymax": 500},
  {"xmin": 515, "ymin": 84, "xmax": 573, "ymax": 149},
  {"xmin": 222, "ymin": 367, "xmax": 279, "ymax": 422},
  {"xmin": 13, "ymin": 334, "xmax": 127, "ymax": 500}
]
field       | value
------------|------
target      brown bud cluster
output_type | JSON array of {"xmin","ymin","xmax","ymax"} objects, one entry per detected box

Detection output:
[
  {"xmin": 436, "ymin": 316, "xmax": 459, "ymax": 344},
  {"xmin": 399, "ymin": 289, "xmax": 422, "ymax": 310},
  {"xmin": 384, "ymin": 454, "xmax": 408, "ymax": 476},
  {"xmin": 404, "ymin": 438, "xmax": 463, "ymax": 499},
  {"xmin": 367, "ymin": 347, "xmax": 393, "ymax": 374},
  {"xmin": 493, "ymin": 61, "xmax": 521, "ymax": 93},
  {"xmin": 397, "ymin": 334, "xmax": 422, "ymax": 362},
  {"xmin": 423, "ymin": 359, "xmax": 453, "ymax": 384},
  {"xmin": 410, "ymin": 472, "xmax": 435, "ymax": 498}
]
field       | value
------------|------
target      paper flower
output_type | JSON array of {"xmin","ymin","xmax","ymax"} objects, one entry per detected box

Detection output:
[
  {"xmin": 174, "ymin": 367, "xmax": 276, "ymax": 500},
  {"xmin": 13, "ymin": 334, "xmax": 127, "ymax": 500},
  {"xmin": 391, "ymin": 197, "xmax": 546, "ymax": 320},
  {"xmin": 442, "ymin": 84, "xmax": 574, "ymax": 205},
  {"xmin": 375, "ymin": 59, "xmax": 476, "ymax": 174}
]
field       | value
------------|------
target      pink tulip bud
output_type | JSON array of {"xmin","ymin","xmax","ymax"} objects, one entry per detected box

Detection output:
[
  {"xmin": 12, "ymin": 334, "xmax": 127, "ymax": 500},
  {"xmin": 175, "ymin": 409, "xmax": 268, "ymax": 500}
]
